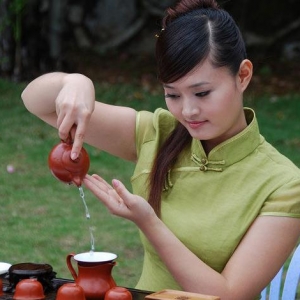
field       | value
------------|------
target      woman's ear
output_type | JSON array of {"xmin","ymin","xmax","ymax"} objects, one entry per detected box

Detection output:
[{"xmin": 238, "ymin": 59, "xmax": 253, "ymax": 91}]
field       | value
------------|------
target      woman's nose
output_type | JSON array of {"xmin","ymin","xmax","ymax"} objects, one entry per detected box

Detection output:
[{"xmin": 182, "ymin": 99, "xmax": 199, "ymax": 118}]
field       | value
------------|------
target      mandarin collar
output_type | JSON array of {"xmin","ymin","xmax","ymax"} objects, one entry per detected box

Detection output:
[{"xmin": 191, "ymin": 108, "xmax": 261, "ymax": 170}]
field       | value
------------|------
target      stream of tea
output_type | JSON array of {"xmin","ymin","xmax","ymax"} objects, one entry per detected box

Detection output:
[{"xmin": 79, "ymin": 186, "xmax": 95, "ymax": 252}]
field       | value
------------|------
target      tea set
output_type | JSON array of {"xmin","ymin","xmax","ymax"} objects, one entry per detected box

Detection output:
[
  {"xmin": 1, "ymin": 137, "xmax": 220, "ymax": 300},
  {"xmin": 49, "ymin": 138, "xmax": 130, "ymax": 299},
  {"xmin": 0, "ymin": 138, "xmax": 132, "ymax": 300},
  {"xmin": 1, "ymin": 251, "xmax": 129, "ymax": 300}
]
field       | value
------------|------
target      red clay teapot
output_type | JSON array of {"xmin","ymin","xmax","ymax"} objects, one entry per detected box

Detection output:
[{"xmin": 48, "ymin": 135, "xmax": 90, "ymax": 187}]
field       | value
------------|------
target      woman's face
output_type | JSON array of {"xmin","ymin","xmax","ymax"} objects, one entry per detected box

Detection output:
[{"xmin": 163, "ymin": 59, "xmax": 251, "ymax": 152}]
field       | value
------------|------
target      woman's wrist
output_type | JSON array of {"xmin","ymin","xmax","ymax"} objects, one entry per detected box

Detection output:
[
  {"xmin": 63, "ymin": 73, "xmax": 94, "ymax": 92},
  {"xmin": 137, "ymin": 209, "xmax": 164, "ymax": 236}
]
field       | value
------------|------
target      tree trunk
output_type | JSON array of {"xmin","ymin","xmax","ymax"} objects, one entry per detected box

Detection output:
[
  {"xmin": 0, "ymin": 0, "xmax": 15, "ymax": 78},
  {"xmin": 1, "ymin": 0, "xmax": 300, "ymax": 81},
  {"xmin": 49, "ymin": 0, "xmax": 64, "ymax": 69}
]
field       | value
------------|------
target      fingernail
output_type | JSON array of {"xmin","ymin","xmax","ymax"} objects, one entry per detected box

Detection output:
[
  {"xmin": 71, "ymin": 152, "xmax": 77, "ymax": 160},
  {"xmin": 112, "ymin": 179, "xmax": 120, "ymax": 187}
]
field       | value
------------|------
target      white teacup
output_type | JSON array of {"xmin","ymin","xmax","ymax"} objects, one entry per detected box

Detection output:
[{"xmin": 73, "ymin": 252, "xmax": 117, "ymax": 264}]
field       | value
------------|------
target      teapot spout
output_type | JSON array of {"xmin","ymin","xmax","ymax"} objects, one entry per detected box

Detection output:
[{"xmin": 72, "ymin": 176, "xmax": 82, "ymax": 187}]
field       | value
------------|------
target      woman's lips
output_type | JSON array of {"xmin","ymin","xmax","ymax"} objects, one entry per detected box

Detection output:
[{"xmin": 187, "ymin": 120, "xmax": 207, "ymax": 129}]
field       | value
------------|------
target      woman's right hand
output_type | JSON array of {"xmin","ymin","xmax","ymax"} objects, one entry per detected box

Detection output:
[
  {"xmin": 55, "ymin": 74, "xmax": 95, "ymax": 159},
  {"xmin": 22, "ymin": 72, "xmax": 137, "ymax": 162},
  {"xmin": 22, "ymin": 72, "xmax": 95, "ymax": 160}
]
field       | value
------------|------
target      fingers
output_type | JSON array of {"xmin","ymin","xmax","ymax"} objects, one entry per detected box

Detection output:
[
  {"xmin": 71, "ymin": 122, "xmax": 87, "ymax": 160},
  {"xmin": 84, "ymin": 175, "xmax": 154, "ymax": 226},
  {"xmin": 57, "ymin": 117, "xmax": 74, "ymax": 141},
  {"xmin": 84, "ymin": 174, "xmax": 118, "ymax": 202},
  {"xmin": 55, "ymin": 78, "xmax": 94, "ymax": 159},
  {"xmin": 56, "ymin": 111, "xmax": 90, "ymax": 160},
  {"xmin": 112, "ymin": 179, "xmax": 133, "ymax": 204},
  {"xmin": 84, "ymin": 174, "xmax": 112, "ymax": 193},
  {"xmin": 91, "ymin": 174, "xmax": 114, "ymax": 190},
  {"xmin": 111, "ymin": 178, "xmax": 155, "ymax": 226},
  {"xmin": 84, "ymin": 175, "xmax": 130, "ymax": 215}
]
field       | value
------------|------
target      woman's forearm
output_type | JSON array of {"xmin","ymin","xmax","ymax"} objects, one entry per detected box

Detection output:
[
  {"xmin": 138, "ymin": 215, "xmax": 231, "ymax": 298},
  {"xmin": 22, "ymin": 72, "xmax": 66, "ymax": 117}
]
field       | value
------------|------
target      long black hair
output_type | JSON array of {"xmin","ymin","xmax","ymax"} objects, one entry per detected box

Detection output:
[{"xmin": 148, "ymin": 0, "xmax": 247, "ymax": 216}]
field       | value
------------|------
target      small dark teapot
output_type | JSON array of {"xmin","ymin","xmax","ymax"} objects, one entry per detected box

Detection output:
[{"xmin": 48, "ymin": 135, "xmax": 90, "ymax": 187}]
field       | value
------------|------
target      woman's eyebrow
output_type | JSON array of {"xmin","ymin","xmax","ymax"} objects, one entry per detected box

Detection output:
[
  {"xmin": 163, "ymin": 84, "xmax": 174, "ymax": 88},
  {"xmin": 188, "ymin": 82, "xmax": 210, "ymax": 88},
  {"xmin": 163, "ymin": 82, "xmax": 210, "ymax": 89}
]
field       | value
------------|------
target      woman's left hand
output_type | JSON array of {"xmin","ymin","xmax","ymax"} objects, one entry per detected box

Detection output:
[{"xmin": 83, "ymin": 174, "xmax": 156, "ymax": 226}]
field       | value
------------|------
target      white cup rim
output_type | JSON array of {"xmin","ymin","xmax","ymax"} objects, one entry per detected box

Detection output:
[{"xmin": 74, "ymin": 252, "xmax": 117, "ymax": 263}]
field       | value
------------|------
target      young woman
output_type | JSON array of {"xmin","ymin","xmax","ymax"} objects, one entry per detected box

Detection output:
[{"xmin": 22, "ymin": 0, "xmax": 300, "ymax": 299}]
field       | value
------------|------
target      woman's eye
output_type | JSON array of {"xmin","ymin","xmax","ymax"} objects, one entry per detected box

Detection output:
[
  {"xmin": 196, "ymin": 91, "xmax": 210, "ymax": 97},
  {"xmin": 165, "ymin": 94, "xmax": 179, "ymax": 99}
]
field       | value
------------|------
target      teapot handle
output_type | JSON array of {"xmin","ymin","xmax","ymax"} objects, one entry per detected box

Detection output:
[
  {"xmin": 0, "ymin": 278, "xmax": 3, "ymax": 296},
  {"xmin": 63, "ymin": 133, "xmax": 73, "ymax": 145},
  {"xmin": 66, "ymin": 253, "xmax": 78, "ymax": 280}
]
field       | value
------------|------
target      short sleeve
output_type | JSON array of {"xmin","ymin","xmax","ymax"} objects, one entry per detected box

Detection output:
[
  {"xmin": 135, "ymin": 110, "xmax": 155, "ymax": 158},
  {"xmin": 260, "ymin": 178, "xmax": 300, "ymax": 218},
  {"xmin": 135, "ymin": 108, "xmax": 176, "ymax": 158}
]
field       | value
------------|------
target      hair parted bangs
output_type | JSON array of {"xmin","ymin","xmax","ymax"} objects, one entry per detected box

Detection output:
[
  {"xmin": 156, "ymin": 13, "xmax": 211, "ymax": 83},
  {"xmin": 155, "ymin": 8, "xmax": 247, "ymax": 84}
]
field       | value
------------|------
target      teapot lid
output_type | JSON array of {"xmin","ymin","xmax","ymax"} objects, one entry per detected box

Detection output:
[{"xmin": 74, "ymin": 252, "xmax": 117, "ymax": 263}]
